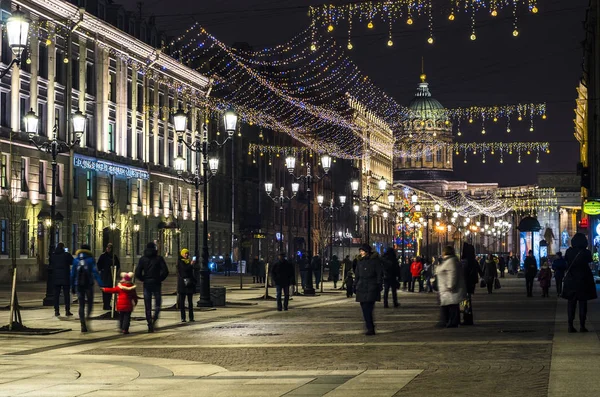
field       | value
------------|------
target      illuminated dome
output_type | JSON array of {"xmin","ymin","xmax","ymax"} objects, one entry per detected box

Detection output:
[{"xmin": 406, "ymin": 74, "xmax": 447, "ymax": 121}]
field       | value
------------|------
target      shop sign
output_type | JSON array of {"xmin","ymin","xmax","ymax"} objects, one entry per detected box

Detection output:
[
  {"xmin": 583, "ymin": 200, "xmax": 600, "ymax": 215},
  {"xmin": 74, "ymin": 154, "xmax": 149, "ymax": 180}
]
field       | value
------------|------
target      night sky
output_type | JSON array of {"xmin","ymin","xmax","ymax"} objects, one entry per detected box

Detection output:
[{"xmin": 122, "ymin": 0, "xmax": 589, "ymax": 186}]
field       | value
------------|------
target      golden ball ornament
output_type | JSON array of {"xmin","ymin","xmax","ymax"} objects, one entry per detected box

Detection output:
[{"xmin": 368, "ymin": 21, "xmax": 374, "ymax": 29}]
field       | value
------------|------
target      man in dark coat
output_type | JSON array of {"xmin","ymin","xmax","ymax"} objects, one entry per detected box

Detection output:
[
  {"xmin": 70, "ymin": 244, "xmax": 103, "ymax": 332},
  {"xmin": 562, "ymin": 233, "xmax": 597, "ymax": 333},
  {"xmin": 312, "ymin": 254, "xmax": 322, "ymax": 289},
  {"xmin": 381, "ymin": 248, "xmax": 399, "ymax": 308},
  {"xmin": 355, "ymin": 244, "xmax": 383, "ymax": 335},
  {"xmin": 50, "ymin": 242, "xmax": 74, "ymax": 317},
  {"xmin": 271, "ymin": 253, "xmax": 295, "ymax": 311},
  {"xmin": 524, "ymin": 250, "xmax": 538, "ymax": 297},
  {"xmin": 251, "ymin": 255, "xmax": 259, "ymax": 283},
  {"xmin": 552, "ymin": 252, "xmax": 567, "ymax": 296},
  {"xmin": 461, "ymin": 243, "xmax": 481, "ymax": 325},
  {"xmin": 498, "ymin": 256, "xmax": 506, "ymax": 278},
  {"xmin": 97, "ymin": 243, "xmax": 121, "ymax": 310},
  {"xmin": 329, "ymin": 255, "xmax": 341, "ymax": 289},
  {"xmin": 135, "ymin": 242, "xmax": 169, "ymax": 332}
]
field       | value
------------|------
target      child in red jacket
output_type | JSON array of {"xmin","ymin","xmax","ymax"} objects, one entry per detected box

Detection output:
[{"xmin": 102, "ymin": 272, "xmax": 138, "ymax": 334}]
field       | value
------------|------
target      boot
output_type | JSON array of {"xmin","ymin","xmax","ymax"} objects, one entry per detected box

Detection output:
[
  {"xmin": 568, "ymin": 323, "xmax": 577, "ymax": 333},
  {"xmin": 580, "ymin": 317, "xmax": 588, "ymax": 332},
  {"xmin": 81, "ymin": 323, "xmax": 88, "ymax": 333}
]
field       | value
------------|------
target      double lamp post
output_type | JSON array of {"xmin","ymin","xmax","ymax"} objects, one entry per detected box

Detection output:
[
  {"xmin": 351, "ymin": 177, "xmax": 393, "ymax": 245},
  {"xmin": 173, "ymin": 108, "xmax": 238, "ymax": 307}
]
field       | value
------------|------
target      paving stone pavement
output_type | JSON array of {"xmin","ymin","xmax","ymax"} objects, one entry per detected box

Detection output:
[{"xmin": 0, "ymin": 275, "xmax": 599, "ymax": 396}]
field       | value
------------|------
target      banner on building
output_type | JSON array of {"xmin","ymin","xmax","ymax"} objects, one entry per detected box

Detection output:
[{"xmin": 74, "ymin": 154, "xmax": 149, "ymax": 180}]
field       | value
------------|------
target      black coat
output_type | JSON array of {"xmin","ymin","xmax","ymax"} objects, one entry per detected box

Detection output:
[
  {"xmin": 524, "ymin": 256, "xmax": 538, "ymax": 278},
  {"xmin": 97, "ymin": 251, "xmax": 121, "ymax": 286},
  {"xmin": 311, "ymin": 256, "xmax": 322, "ymax": 272},
  {"xmin": 355, "ymin": 252, "xmax": 383, "ymax": 303},
  {"xmin": 135, "ymin": 247, "xmax": 169, "ymax": 287},
  {"xmin": 461, "ymin": 243, "xmax": 481, "ymax": 294},
  {"xmin": 177, "ymin": 257, "xmax": 196, "ymax": 294},
  {"xmin": 381, "ymin": 253, "xmax": 399, "ymax": 283},
  {"xmin": 271, "ymin": 258, "xmax": 295, "ymax": 287},
  {"xmin": 562, "ymin": 247, "xmax": 597, "ymax": 301},
  {"xmin": 50, "ymin": 248, "xmax": 73, "ymax": 286},
  {"xmin": 552, "ymin": 258, "xmax": 567, "ymax": 279}
]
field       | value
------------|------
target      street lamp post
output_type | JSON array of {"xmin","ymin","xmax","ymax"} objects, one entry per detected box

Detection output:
[
  {"xmin": 351, "ymin": 176, "xmax": 388, "ymax": 245},
  {"xmin": 317, "ymin": 193, "xmax": 345, "ymax": 292},
  {"xmin": 0, "ymin": 6, "xmax": 29, "ymax": 79},
  {"xmin": 173, "ymin": 108, "xmax": 238, "ymax": 307},
  {"xmin": 264, "ymin": 183, "xmax": 299, "ymax": 253},
  {"xmin": 285, "ymin": 154, "xmax": 331, "ymax": 295},
  {"xmin": 394, "ymin": 192, "xmax": 419, "ymax": 265},
  {"xmin": 28, "ymin": 109, "xmax": 86, "ymax": 306}
]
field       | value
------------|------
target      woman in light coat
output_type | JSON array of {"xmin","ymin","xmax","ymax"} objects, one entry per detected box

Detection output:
[{"xmin": 436, "ymin": 246, "xmax": 466, "ymax": 328}]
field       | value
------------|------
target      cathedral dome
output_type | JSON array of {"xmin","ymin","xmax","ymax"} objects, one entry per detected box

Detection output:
[{"xmin": 406, "ymin": 74, "xmax": 447, "ymax": 121}]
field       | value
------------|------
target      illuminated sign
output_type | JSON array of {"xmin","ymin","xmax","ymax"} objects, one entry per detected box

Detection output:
[
  {"xmin": 74, "ymin": 154, "xmax": 149, "ymax": 180},
  {"xmin": 583, "ymin": 200, "xmax": 600, "ymax": 215},
  {"xmin": 580, "ymin": 218, "xmax": 589, "ymax": 228},
  {"xmin": 253, "ymin": 233, "xmax": 266, "ymax": 239}
]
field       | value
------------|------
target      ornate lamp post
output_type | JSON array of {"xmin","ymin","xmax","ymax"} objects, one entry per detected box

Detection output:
[
  {"xmin": 317, "ymin": 193, "xmax": 345, "ymax": 292},
  {"xmin": 285, "ymin": 154, "xmax": 331, "ymax": 295},
  {"xmin": 28, "ymin": 109, "xmax": 86, "ymax": 306},
  {"xmin": 264, "ymin": 182, "xmax": 299, "ymax": 253},
  {"xmin": 394, "ymin": 192, "xmax": 419, "ymax": 265},
  {"xmin": 350, "ymin": 176, "xmax": 389, "ymax": 245},
  {"xmin": 0, "ymin": 6, "xmax": 29, "ymax": 78},
  {"xmin": 173, "ymin": 107, "xmax": 237, "ymax": 307}
]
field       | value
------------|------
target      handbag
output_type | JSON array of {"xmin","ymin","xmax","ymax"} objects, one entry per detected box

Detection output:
[
  {"xmin": 559, "ymin": 251, "xmax": 582, "ymax": 298},
  {"xmin": 494, "ymin": 278, "xmax": 501, "ymax": 290},
  {"xmin": 480, "ymin": 278, "xmax": 486, "ymax": 288}
]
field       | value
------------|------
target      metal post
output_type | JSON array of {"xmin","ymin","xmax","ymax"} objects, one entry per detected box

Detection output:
[
  {"xmin": 43, "ymin": 137, "xmax": 58, "ymax": 306},
  {"xmin": 198, "ymin": 137, "xmax": 212, "ymax": 307},
  {"xmin": 401, "ymin": 210, "xmax": 405, "ymax": 265},
  {"xmin": 304, "ymin": 173, "xmax": 315, "ymax": 295},
  {"xmin": 279, "ymin": 194, "xmax": 284, "ymax": 253},
  {"xmin": 230, "ymin": 135, "xmax": 235, "ymax": 268},
  {"xmin": 366, "ymin": 200, "xmax": 371, "ymax": 245}
]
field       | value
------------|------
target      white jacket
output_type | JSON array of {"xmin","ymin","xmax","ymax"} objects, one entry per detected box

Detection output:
[{"xmin": 437, "ymin": 255, "xmax": 467, "ymax": 306}]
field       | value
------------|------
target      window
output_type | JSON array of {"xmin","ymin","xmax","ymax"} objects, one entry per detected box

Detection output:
[
  {"xmin": 0, "ymin": 154, "xmax": 8, "ymax": 189},
  {"xmin": 1, "ymin": 29, "xmax": 10, "ymax": 65},
  {"xmin": 186, "ymin": 146, "xmax": 192, "ymax": 171},
  {"xmin": 1, "ymin": 92, "xmax": 10, "ymax": 128},
  {"xmin": 137, "ymin": 180, "xmax": 143, "ymax": 206},
  {"xmin": 168, "ymin": 185, "xmax": 173, "ymax": 210},
  {"xmin": 19, "ymin": 97, "xmax": 28, "ymax": 132},
  {"xmin": 20, "ymin": 158, "xmax": 28, "ymax": 192},
  {"xmin": 425, "ymin": 150, "xmax": 433, "ymax": 162},
  {"xmin": 55, "ymin": 51, "xmax": 65, "ymax": 85},
  {"xmin": 168, "ymin": 139, "xmax": 174, "ymax": 167},
  {"xmin": 73, "ymin": 168, "xmax": 78, "ymax": 198},
  {"xmin": 149, "ymin": 135, "xmax": 154, "ymax": 163},
  {"xmin": 187, "ymin": 189, "xmax": 192, "ymax": 214},
  {"xmin": 178, "ymin": 187, "xmax": 183, "ymax": 212},
  {"xmin": 108, "ymin": 72, "xmax": 116, "ymax": 102},
  {"xmin": 158, "ymin": 93, "xmax": 164, "ymax": 119},
  {"xmin": 108, "ymin": 123, "xmax": 115, "ymax": 153},
  {"xmin": 19, "ymin": 220, "xmax": 28, "ymax": 256},
  {"xmin": 86, "ymin": 63, "xmax": 95, "ymax": 95},
  {"xmin": 71, "ymin": 224, "xmax": 78, "ymax": 254},
  {"xmin": 126, "ymin": 179, "xmax": 131, "ymax": 205},
  {"xmin": 127, "ymin": 128, "xmax": 133, "ymax": 158},
  {"xmin": 137, "ymin": 130, "xmax": 143, "ymax": 160},
  {"xmin": 436, "ymin": 149, "xmax": 443, "ymax": 163},
  {"xmin": 72, "ymin": 58, "xmax": 79, "ymax": 90},
  {"xmin": 38, "ymin": 161, "xmax": 46, "ymax": 194},
  {"xmin": 55, "ymin": 107, "xmax": 63, "ymax": 140},
  {"xmin": 39, "ymin": 43, "xmax": 48, "ymax": 79},
  {"xmin": 86, "ymin": 225, "xmax": 92, "ymax": 246},
  {"xmin": 86, "ymin": 170, "xmax": 93, "ymax": 200},
  {"xmin": 0, "ymin": 219, "xmax": 7, "ymax": 255},
  {"xmin": 127, "ymin": 81, "xmax": 132, "ymax": 110},
  {"xmin": 158, "ymin": 136, "xmax": 164, "ymax": 165},
  {"xmin": 109, "ymin": 175, "xmax": 115, "ymax": 200},
  {"xmin": 37, "ymin": 103, "xmax": 46, "ymax": 137},
  {"xmin": 136, "ymin": 228, "xmax": 140, "ymax": 255},
  {"xmin": 158, "ymin": 183, "xmax": 164, "ymax": 209},
  {"xmin": 137, "ymin": 83, "xmax": 143, "ymax": 112}
]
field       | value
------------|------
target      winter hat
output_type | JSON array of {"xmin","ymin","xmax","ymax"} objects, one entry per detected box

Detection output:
[
  {"xmin": 359, "ymin": 243, "xmax": 371, "ymax": 253},
  {"xmin": 120, "ymin": 272, "xmax": 134, "ymax": 282},
  {"xmin": 571, "ymin": 232, "xmax": 588, "ymax": 249},
  {"xmin": 181, "ymin": 248, "xmax": 189, "ymax": 257}
]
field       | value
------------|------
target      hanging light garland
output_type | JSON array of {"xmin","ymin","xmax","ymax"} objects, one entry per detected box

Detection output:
[{"xmin": 310, "ymin": 0, "xmax": 540, "ymax": 47}]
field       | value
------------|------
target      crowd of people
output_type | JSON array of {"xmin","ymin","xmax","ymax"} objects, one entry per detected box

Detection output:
[{"xmin": 49, "ymin": 232, "xmax": 597, "ymax": 336}]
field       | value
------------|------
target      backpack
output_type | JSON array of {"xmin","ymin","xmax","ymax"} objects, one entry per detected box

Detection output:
[{"xmin": 77, "ymin": 259, "xmax": 91, "ymax": 290}]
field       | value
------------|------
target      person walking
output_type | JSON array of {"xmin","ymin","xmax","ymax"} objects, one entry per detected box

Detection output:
[
  {"xmin": 312, "ymin": 254, "xmax": 322, "ymax": 289},
  {"xmin": 177, "ymin": 248, "xmax": 196, "ymax": 323},
  {"xmin": 70, "ymin": 244, "xmax": 103, "ymax": 332},
  {"xmin": 400, "ymin": 257, "xmax": 412, "ymax": 291},
  {"xmin": 410, "ymin": 257, "xmax": 423, "ymax": 292},
  {"xmin": 524, "ymin": 250, "xmax": 538, "ymax": 297},
  {"xmin": 498, "ymin": 256, "xmax": 506, "ymax": 278},
  {"xmin": 50, "ymin": 242, "xmax": 73, "ymax": 317},
  {"xmin": 271, "ymin": 253, "xmax": 295, "ymax": 311},
  {"xmin": 355, "ymin": 244, "xmax": 383, "ymax": 335},
  {"xmin": 482, "ymin": 254, "xmax": 498, "ymax": 294},
  {"xmin": 436, "ymin": 246, "xmax": 466, "ymax": 328},
  {"xmin": 423, "ymin": 259, "xmax": 433, "ymax": 293},
  {"xmin": 101, "ymin": 272, "xmax": 138, "ymax": 334},
  {"xmin": 552, "ymin": 252, "xmax": 567, "ymax": 296},
  {"xmin": 381, "ymin": 248, "xmax": 400, "ymax": 308},
  {"xmin": 135, "ymin": 242, "xmax": 169, "ymax": 333},
  {"xmin": 510, "ymin": 255, "xmax": 520, "ymax": 275},
  {"xmin": 251, "ymin": 255, "xmax": 259, "ymax": 283},
  {"xmin": 538, "ymin": 261, "xmax": 552, "ymax": 297},
  {"xmin": 257, "ymin": 257, "xmax": 266, "ymax": 285},
  {"xmin": 562, "ymin": 233, "xmax": 597, "ymax": 333},
  {"xmin": 329, "ymin": 255, "xmax": 341, "ymax": 289},
  {"xmin": 298, "ymin": 253, "xmax": 308, "ymax": 290},
  {"xmin": 345, "ymin": 270, "xmax": 355, "ymax": 298},
  {"xmin": 461, "ymin": 243, "xmax": 482, "ymax": 326},
  {"xmin": 97, "ymin": 243, "xmax": 121, "ymax": 311}
]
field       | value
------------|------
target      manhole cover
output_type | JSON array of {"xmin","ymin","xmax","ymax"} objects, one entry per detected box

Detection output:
[
  {"xmin": 499, "ymin": 330, "xmax": 535, "ymax": 333},
  {"xmin": 248, "ymin": 333, "xmax": 282, "ymax": 337}
]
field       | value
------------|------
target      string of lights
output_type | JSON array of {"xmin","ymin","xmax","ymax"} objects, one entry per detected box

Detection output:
[{"xmin": 310, "ymin": 0, "xmax": 540, "ymax": 47}]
